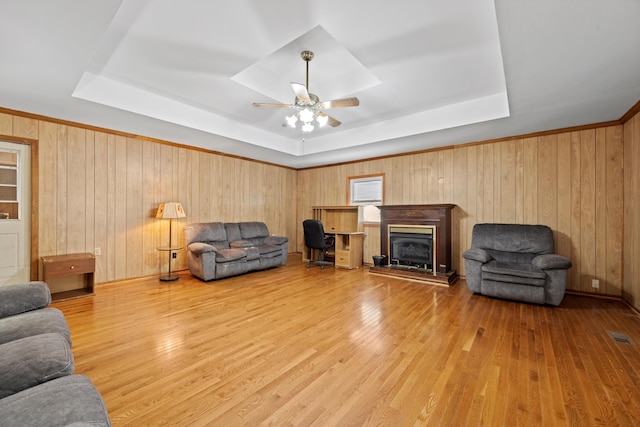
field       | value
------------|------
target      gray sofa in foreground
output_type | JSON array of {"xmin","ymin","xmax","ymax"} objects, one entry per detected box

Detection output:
[
  {"xmin": 0, "ymin": 281, "xmax": 111, "ymax": 426},
  {"xmin": 463, "ymin": 223, "xmax": 572, "ymax": 306},
  {"xmin": 184, "ymin": 222, "xmax": 289, "ymax": 281}
]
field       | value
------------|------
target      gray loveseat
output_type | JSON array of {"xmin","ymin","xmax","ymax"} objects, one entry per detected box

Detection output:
[
  {"xmin": 0, "ymin": 281, "xmax": 111, "ymax": 426},
  {"xmin": 184, "ymin": 222, "xmax": 289, "ymax": 281},
  {"xmin": 462, "ymin": 223, "xmax": 572, "ymax": 306}
]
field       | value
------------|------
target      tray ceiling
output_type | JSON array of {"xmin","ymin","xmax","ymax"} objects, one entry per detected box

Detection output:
[{"xmin": 1, "ymin": 0, "xmax": 638, "ymax": 168}]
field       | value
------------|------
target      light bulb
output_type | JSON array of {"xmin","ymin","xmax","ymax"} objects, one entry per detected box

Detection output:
[
  {"xmin": 285, "ymin": 114, "xmax": 298, "ymax": 127},
  {"xmin": 317, "ymin": 115, "xmax": 328, "ymax": 127},
  {"xmin": 299, "ymin": 108, "xmax": 314, "ymax": 123},
  {"xmin": 302, "ymin": 122, "xmax": 314, "ymax": 132}
]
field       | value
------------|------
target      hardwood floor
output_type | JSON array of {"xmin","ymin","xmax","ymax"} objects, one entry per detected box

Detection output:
[{"xmin": 52, "ymin": 254, "xmax": 640, "ymax": 426}]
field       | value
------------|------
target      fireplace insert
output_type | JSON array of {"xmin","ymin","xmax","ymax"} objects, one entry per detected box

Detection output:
[{"xmin": 388, "ymin": 225, "xmax": 435, "ymax": 271}]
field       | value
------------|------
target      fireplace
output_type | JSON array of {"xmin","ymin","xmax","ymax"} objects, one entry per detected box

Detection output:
[
  {"xmin": 370, "ymin": 204, "xmax": 457, "ymax": 285},
  {"xmin": 388, "ymin": 225, "xmax": 435, "ymax": 270}
]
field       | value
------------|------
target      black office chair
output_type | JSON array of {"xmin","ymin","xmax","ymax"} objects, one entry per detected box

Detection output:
[{"xmin": 303, "ymin": 219, "xmax": 335, "ymax": 269}]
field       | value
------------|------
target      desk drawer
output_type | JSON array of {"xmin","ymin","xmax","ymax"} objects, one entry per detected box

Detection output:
[
  {"xmin": 335, "ymin": 250, "xmax": 351, "ymax": 268},
  {"xmin": 44, "ymin": 257, "xmax": 95, "ymax": 277}
]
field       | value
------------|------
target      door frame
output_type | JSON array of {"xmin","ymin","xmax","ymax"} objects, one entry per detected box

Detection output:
[{"xmin": 0, "ymin": 135, "xmax": 38, "ymax": 281}]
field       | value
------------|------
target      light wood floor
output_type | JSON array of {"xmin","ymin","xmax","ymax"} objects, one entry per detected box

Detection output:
[{"xmin": 52, "ymin": 254, "xmax": 640, "ymax": 426}]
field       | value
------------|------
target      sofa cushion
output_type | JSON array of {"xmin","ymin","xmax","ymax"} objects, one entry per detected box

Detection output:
[
  {"xmin": 229, "ymin": 239, "xmax": 254, "ymax": 249},
  {"xmin": 224, "ymin": 223, "xmax": 242, "ymax": 242},
  {"xmin": 0, "ymin": 308, "xmax": 71, "ymax": 346},
  {"xmin": 485, "ymin": 249, "xmax": 537, "ymax": 265},
  {"xmin": 264, "ymin": 235, "xmax": 288, "ymax": 246},
  {"xmin": 210, "ymin": 241, "xmax": 231, "ymax": 250},
  {"xmin": 471, "ymin": 223, "xmax": 554, "ymax": 254},
  {"xmin": 257, "ymin": 244, "xmax": 281, "ymax": 256},
  {"xmin": 0, "ymin": 281, "xmax": 51, "ymax": 318},
  {"xmin": 215, "ymin": 248, "xmax": 246, "ymax": 263},
  {"xmin": 239, "ymin": 222, "xmax": 269, "ymax": 240},
  {"xmin": 0, "ymin": 333, "xmax": 74, "ymax": 398},
  {"xmin": 481, "ymin": 260, "xmax": 546, "ymax": 286},
  {"xmin": 184, "ymin": 222, "xmax": 227, "ymax": 245},
  {"xmin": 0, "ymin": 375, "xmax": 111, "ymax": 426}
]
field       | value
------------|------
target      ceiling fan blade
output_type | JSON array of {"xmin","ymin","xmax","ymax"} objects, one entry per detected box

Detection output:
[
  {"xmin": 291, "ymin": 82, "xmax": 311, "ymax": 103},
  {"xmin": 318, "ymin": 112, "xmax": 341, "ymax": 127},
  {"xmin": 252, "ymin": 102, "xmax": 293, "ymax": 108},
  {"xmin": 319, "ymin": 97, "xmax": 360, "ymax": 109}
]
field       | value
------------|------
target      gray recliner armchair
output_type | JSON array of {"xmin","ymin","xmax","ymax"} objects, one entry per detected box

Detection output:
[{"xmin": 463, "ymin": 223, "xmax": 572, "ymax": 306}]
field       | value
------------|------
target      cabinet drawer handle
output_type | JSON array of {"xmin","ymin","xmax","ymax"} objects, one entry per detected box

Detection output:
[{"xmin": 69, "ymin": 265, "xmax": 76, "ymax": 270}]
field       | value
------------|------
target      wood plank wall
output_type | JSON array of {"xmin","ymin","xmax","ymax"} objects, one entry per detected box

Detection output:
[
  {"xmin": 0, "ymin": 106, "xmax": 631, "ymax": 299},
  {"xmin": 624, "ymin": 110, "xmax": 640, "ymax": 310},
  {"xmin": 298, "ymin": 125, "xmax": 625, "ymax": 296},
  {"xmin": 0, "ymin": 111, "xmax": 298, "ymax": 284}
]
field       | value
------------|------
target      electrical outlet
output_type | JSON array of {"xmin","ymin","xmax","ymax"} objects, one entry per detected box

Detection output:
[
  {"xmin": 592, "ymin": 279, "xmax": 600, "ymax": 289},
  {"xmin": 94, "ymin": 247, "xmax": 101, "ymax": 256},
  {"xmin": 172, "ymin": 252, "xmax": 177, "ymax": 259}
]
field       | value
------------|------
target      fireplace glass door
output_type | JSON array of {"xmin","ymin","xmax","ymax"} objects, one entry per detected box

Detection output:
[{"xmin": 388, "ymin": 225, "xmax": 436, "ymax": 271}]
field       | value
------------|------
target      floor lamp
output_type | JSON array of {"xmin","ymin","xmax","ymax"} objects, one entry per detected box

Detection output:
[{"xmin": 156, "ymin": 202, "xmax": 186, "ymax": 281}]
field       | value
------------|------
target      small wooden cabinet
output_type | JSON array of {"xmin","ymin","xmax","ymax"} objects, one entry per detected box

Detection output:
[
  {"xmin": 41, "ymin": 253, "xmax": 95, "ymax": 301},
  {"xmin": 332, "ymin": 232, "xmax": 364, "ymax": 269}
]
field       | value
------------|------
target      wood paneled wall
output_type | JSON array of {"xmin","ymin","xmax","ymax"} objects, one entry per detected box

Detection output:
[
  {"xmin": 624, "ymin": 110, "xmax": 640, "ymax": 310},
  {"xmin": 0, "ymin": 106, "xmax": 630, "ymax": 298},
  {"xmin": 0, "ymin": 111, "xmax": 298, "ymax": 284},
  {"xmin": 298, "ymin": 125, "xmax": 624, "ymax": 296}
]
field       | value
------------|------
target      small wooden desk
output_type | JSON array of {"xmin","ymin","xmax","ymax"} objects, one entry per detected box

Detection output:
[
  {"xmin": 328, "ymin": 231, "xmax": 364, "ymax": 269},
  {"xmin": 41, "ymin": 253, "xmax": 95, "ymax": 301}
]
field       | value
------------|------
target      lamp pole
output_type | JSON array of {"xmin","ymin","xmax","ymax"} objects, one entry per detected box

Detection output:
[{"xmin": 157, "ymin": 202, "xmax": 185, "ymax": 282}]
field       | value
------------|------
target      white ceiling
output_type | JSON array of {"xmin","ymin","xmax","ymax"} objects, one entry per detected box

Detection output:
[{"xmin": 1, "ymin": 0, "xmax": 639, "ymax": 168}]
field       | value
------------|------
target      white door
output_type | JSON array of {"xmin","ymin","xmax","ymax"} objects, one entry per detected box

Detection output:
[{"xmin": 0, "ymin": 141, "xmax": 31, "ymax": 286}]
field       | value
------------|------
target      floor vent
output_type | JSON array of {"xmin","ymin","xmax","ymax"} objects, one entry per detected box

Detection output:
[{"xmin": 607, "ymin": 331, "xmax": 634, "ymax": 345}]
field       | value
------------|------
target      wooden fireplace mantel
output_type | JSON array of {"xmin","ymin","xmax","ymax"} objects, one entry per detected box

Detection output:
[{"xmin": 370, "ymin": 204, "xmax": 458, "ymax": 286}]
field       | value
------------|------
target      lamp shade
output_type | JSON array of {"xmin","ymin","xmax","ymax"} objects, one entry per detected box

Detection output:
[{"xmin": 156, "ymin": 202, "xmax": 186, "ymax": 219}]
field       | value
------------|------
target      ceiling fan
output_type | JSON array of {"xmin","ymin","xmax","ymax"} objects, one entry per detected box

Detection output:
[{"xmin": 252, "ymin": 50, "xmax": 359, "ymax": 132}]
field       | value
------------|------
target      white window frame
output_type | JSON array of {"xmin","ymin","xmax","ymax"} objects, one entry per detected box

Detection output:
[{"xmin": 348, "ymin": 174, "xmax": 383, "ymax": 224}]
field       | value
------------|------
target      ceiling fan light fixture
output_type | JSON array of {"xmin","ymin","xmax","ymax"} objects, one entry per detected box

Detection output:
[{"xmin": 252, "ymin": 50, "xmax": 359, "ymax": 133}]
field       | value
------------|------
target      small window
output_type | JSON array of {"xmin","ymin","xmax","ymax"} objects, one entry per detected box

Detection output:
[
  {"xmin": 348, "ymin": 174, "xmax": 383, "ymax": 223},
  {"xmin": 0, "ymin": 149, "xmax": 19, "ymax": 220}
]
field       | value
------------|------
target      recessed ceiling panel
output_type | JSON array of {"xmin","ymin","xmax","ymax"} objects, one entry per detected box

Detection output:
[{"xmin": 231, "ymin": 25, "xmax": 381, "ymax": 104}]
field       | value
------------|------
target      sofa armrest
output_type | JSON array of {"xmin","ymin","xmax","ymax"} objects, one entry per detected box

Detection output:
[
  {"xmin": 532, "ymin": 254, "xmax": 572, "ymax": 270},
  {"xmin": 462, "ymin": 248, "xmax": 492, "ymax": 263},
  {"xmin": 0, "ymin": 282, "xmax": 51, "ymax": 319},
  {"xmin": 264, "ymin": 236, "xmax": 288, "ymax": 246},
  {"xmin": 230, "ymin": 240, "xmax": 254, "ymax": 249},
  {"xmin": 0, "ymin": 333, "xmax": 74, "ymax": 398},
  {"xmin": 0, "ymin": 375, "xmax": 111, "ymax": 426},
  {"xmin": 187, "ymin": 242, "xmax": 218, "ymax": 255}
]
